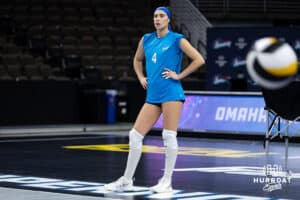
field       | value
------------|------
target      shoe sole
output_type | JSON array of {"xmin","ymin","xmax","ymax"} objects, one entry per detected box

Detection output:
[
  {"xmin": 104, "ymin": 186, "xmax": 134, "ymax": 192},
  {"xmin": 150, "ymin": 187, "xmax": 173, "ymax": 193}
]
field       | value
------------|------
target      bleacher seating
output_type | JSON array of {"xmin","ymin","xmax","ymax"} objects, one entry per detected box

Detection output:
[
  {"xmin": 0, "ymin": 0, "xmax": 156, "ymax": 81},
  {"xmin": 0, "ymin": 0, "xmax": 208, "ymax": 84}
]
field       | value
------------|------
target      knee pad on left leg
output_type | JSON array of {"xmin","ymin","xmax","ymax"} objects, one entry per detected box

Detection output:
[
  {"xmin": 162, "ymin": 129, "xmax": 178, "ymax": 149},
  {"xmin": 129, "ymin": 128, "xmax": 144, "ymax": 149}
]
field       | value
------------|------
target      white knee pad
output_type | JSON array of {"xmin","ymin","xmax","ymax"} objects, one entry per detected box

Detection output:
[
  {"xmin": 162, "ymin": 129, "xmax": 178, "ymax": 149},
  {"xmin": 129, "ymin": 129, "xmax": 144, "ymax": 149}
]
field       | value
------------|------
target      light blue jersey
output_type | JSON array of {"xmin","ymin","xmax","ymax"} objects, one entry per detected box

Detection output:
[{"xmin": 143, "ymin": 31, "xmax": 185, "ymax": 104}]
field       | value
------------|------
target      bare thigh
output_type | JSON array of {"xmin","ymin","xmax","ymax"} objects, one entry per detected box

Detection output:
[
  {"xmin": 133, "ymin": 103, "xmax": 162, "ymax": 136},
  {"xmin": 162, "ymin": 101, "xmax": 183, "ymax": 131}
]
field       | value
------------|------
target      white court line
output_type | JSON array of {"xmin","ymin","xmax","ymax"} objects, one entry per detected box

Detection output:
[
  {"xmin": 0, "ymin": 132, "xmax": 128, "ymax": 143},
  {"xmin": 286, "ymin": 156, "xmax": 300, "ymax": 159}
]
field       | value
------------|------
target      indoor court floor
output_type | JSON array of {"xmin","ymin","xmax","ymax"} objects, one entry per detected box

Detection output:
[{"xmin": 0, "ymin": 130, "xmax": 300, "ymax": 200}]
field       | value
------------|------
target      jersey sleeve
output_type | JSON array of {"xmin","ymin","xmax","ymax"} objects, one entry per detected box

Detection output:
[
  {"xmin": 174, "ymin": 33, "xmax": 185, "ymax": 52},
  {"xmin": 142, "ymin": 33, "xmax": 153, "ymax": 48}
]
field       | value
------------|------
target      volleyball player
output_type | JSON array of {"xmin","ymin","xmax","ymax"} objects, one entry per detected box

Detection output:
[{"xmin": 104, "ymin": 6, "xmax": 205, "ymax": 193}]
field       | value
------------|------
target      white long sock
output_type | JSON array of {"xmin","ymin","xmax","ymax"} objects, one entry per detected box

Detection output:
[
  {"xmin": 162, "ymin": 129, "xmax": 178, "ymax": 182},
  {"xmin": 123, "ymin": 129, "xmax": 144, "ymax": 180}
]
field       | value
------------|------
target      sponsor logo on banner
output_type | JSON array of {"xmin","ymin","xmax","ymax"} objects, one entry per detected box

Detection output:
[
  {"xmin": 0, "ymin": 174, "xmax": 291, "ymax": 199},
  {"xmin": 215, "ymin": 55, "xmax": 227, "ymax": 67},
  {"xmin": 213, "ymin": 39, "xmax": 232, "ymax": 49},
  {"xmin": 215, "ymin": 106, "xmax": 266, "ymax": 122},
  {"xmin": 212, "ymin": 74, "xmax": 231, "ymax": 85},
  {"xmin": 294, "ymin": 40, "xmax": 300, "ymax": 50},
  {"xmin": 234, "ymin": 37, "xmax": 248, "ymax": 50},
  {"xmin": 232, "ymin": 57, "xmax": 246, "ymax": 68}
]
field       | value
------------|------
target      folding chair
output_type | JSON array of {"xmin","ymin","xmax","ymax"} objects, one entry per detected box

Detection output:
[{"xmin": 262, "ymin": 81, "xmax": 300, "ymax": 178}]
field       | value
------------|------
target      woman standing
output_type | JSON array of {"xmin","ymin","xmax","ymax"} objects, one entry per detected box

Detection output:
[{"xmin": 105, "ymin": 6, "xmax": 205, "ymax": 193}]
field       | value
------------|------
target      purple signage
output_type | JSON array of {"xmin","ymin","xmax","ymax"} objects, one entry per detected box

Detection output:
[{"xmin": 154, "ymin": 93, "xmax": 267, "ymax": 134}]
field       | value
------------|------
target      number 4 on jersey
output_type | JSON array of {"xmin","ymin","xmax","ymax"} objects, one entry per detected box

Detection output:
[{"xmin": 152, "ymin": 52, "xmax": 157, "ymax": 63}]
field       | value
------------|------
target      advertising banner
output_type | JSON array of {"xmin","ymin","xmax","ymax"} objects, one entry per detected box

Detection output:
[{"xmin": 154, "ymin": 92, "xmax": 300, "ymax": 135}]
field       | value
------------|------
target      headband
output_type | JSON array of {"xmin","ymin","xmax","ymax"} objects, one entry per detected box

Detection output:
[{"xmin": 155, "ymin": 6, "xmax": 171, "ymax": 20}]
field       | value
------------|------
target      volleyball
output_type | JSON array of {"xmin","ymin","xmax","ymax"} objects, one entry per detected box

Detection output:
[{"xmin": 246, "ymin": 37, "xmax": 298, "ymax": 89}]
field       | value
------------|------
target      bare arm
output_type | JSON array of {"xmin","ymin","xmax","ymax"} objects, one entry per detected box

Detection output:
[
  {"xmin": 162, "ymin": 38, "xmax": 205, "ymax": 80},
  {"xmin": 178, "ymin": 38, "xmax": 205, "ymax": 79},
  {"xmin": 133, "ymin": 38, "xmax": 147, "ymax": 89}
]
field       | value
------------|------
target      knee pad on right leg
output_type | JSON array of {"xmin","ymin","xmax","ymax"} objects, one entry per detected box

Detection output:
[
  {"xmin": 162, "ymin": 129, "xmax": 178, "ymax": 150},
  {"xmin": 129, "ymin": 129, "xmax": 144, "ymax": 149}
]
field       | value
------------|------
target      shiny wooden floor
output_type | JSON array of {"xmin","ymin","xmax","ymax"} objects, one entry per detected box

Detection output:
[{"xmin": 0, "ymin": 131, "xmax": 300, "ymax": 200}]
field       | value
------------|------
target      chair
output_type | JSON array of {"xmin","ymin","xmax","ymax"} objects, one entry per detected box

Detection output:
[
  {"xmin": 61, "ymin": 26, "xmax": 78, "ymax": 38},
  {"xmin": 3, "ymin": 43, "xmax": 22, "ymax": 55},
  {"xmin": 46, "ymin": 45, "xmax": 63, "ymax": 68},
  {"xmin": 114, "ymin": 45, "xmax": 132, "ymax": 56},
  {"xmin": 28, "ymin": 24, "xmax": 44, "ymax": 36},
  {"xmin": 262, "ymin": 81, "xmax": 300, "ymax": 178},
  {"xmin": 0, "ymin": 15, "xmax": 15, "ymax": 34},
  {"xmin": 78, "ymin": 8, "xmax": 93, "ymax": 17},
  {"xmin": 30, "ymin": 15, "xmax": 45, "ymax": 26},
  {"xmin": 100, "ymin": 65, "xmax": 116, "ymax": 81},
  {"xmin": 94, "ymin": 8, "xmax": 111, "ymax": 18},
  {"xmin": 15, "ymin": 15, "xmax": 29, "ymax": 27},
  {"xmin": 63, "ymin": 44, "xmax": 80, "ymax": 56},
  {"xmin": 81, "ymin": 65, "xmax": 102, "ymax": 81},
  {"xmin": 62, "ymin": 15, "xmax": 80, "ymax": 26},
  {"xmin": 79, "ymin": 17, "xmax": 97, "ymax": 27},
  {"xmin": 98, "ymin": 45, "xmax": 113, "ymax": 56},
  {"xmin": 2, "ymin": 54, "xmax": 20, "ymax": 66},
  {"xmin": 114, "ymin": 17, "xmax": 130, "ymax": 27},
  {"xmin": 97, "ymin": 36, "xmax": 112, "ymax": 46},
  {"xmin": 114, "ymin": 55, "xmax": 131, "ymax": 66},
  {"xmin": 111, "ymin": 8, "xmax": 124, "ymax": 16},
  {"xmin": 116, "ymin": 65, "xmax": 135, "ymax": 80},
  {"xmin": 46, "ymin": 15, "xmax": 62, "ymax": 26},
  {"xmin": 96, "ymin": 55, "xmax": 113, "ymax": 66},
  {"xmin": 98, "ymin": 17, "xmax": 113, "ymax": 26},
  {"xmin": 77, "ymin": 27, "xmax": 94, "ymax": 39},
  {"xmin": 40, "ymin": 64, "xmax": 53, "ymax": 79},
  {"xmin": 46, "ymin": 35, "xmax": 62, "ymax": 47},
  {"xmin": 82, "ymin": 55, "xmax": 97, "ymax": 67},
  {"xmin": 80, "ymin": 45, "xmax": 98, "ymax": 57},
  {"xmin": 62, "ymin": 36, "xmax": 78, "ymax": 46},
  {"xmin": 45, "ymin": 25, "xmax": 61, "ymax": 39},
  {"xmin": 28, "ymin": 34, "xmax": 47, "ymax": 57},
  {"xmin": 114, "ymin": 36, "xmax": 130, "ymax": 46},
  {"xmin": 61, "ymin": 0, "xmax": 74, "ymax": 8},
  {"xmin": 80, "ymin": 36, "xmax": 96, "ymax": 47},
  {"xmin": 62, "ymin": 54, "xmax": 82, "ymax": 79},
  {"xmin": 45, "ymin": 0, "xmax": 61, "ymax": 8},
  {"xmin": 23, "ymin": 64, "xmax": 43, "ymax": 80},
  {"xmin": 19, "ymin": 53, "xmax": 35, "ymax": 66},
  {"xmin": 12, "ymin": 5, "xmax": 28, "ymax": 16},
  {"xmin": 6, "ymin": 63, "xmax": 26, "ymax": 80},
  {"xmin": 0, "ymin": 5, "xmax": 11, "ymax": 16},
  {"xmin": 0, "ymin": 64, "xmax": 13, "ymax": 80},
  {"xmin": 91, "ymin": 26, "xmax": 107, "ymax": 39}
]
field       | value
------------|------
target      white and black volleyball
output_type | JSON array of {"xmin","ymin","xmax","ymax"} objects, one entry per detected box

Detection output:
[{"xmin": 246, "ymin": 37, "xmax": 298, "ymax": 89}]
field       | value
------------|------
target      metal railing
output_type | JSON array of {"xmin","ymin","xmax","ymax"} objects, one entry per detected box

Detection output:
[
  {"xmin": 170, "ymin": 0, "xmax": 212, "ymax": 58},
  {"xmin": 192, "ymin": 0, "xmax": 300, "ymax": 19}
]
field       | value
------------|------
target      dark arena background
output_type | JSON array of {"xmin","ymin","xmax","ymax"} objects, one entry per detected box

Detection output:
[{"xmin": 1, "ymin": 0, "xmax": 300, "ymax": 199}]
